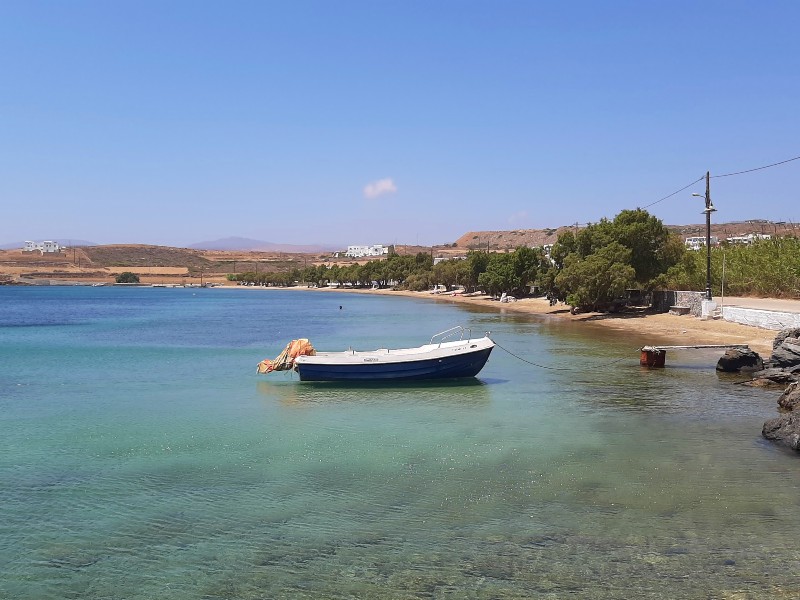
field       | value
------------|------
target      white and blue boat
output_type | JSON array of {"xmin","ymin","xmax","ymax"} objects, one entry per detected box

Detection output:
[
  {"xmin": 294, "ymin": 326, "xmax": 494, "ymax": 382},
  {"xmin": 259, "ymin": 326, "xmax": 494, "ymax": 382}
]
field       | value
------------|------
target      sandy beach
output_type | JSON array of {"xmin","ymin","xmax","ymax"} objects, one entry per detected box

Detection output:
[{"xmin": 311, "ymin": 286, "xmax": 778, "ymax": 357}]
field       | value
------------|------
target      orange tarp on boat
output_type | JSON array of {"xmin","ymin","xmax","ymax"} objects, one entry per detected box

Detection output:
[{"xmin": 257, "ymin": 339, "xmax": 316, "ymax": 374}]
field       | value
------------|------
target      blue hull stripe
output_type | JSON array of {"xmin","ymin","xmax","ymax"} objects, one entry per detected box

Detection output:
[{"xmin": 296, "ymin": 348, "xmax": 493, "ymax": 382}]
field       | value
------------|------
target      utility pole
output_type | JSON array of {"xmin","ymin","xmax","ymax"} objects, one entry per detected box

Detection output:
[
  {"xmin": 704, "ymin": 171, "xmax": 713, "ymax": 301},
  {"xmin": 692, "ymin": 172, "xmax": 716, "ymax": 303}
]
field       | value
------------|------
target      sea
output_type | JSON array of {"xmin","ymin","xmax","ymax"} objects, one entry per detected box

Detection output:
[{"xmin": 1, "ymin": 286, "xmax": 798, "ymax": 599}]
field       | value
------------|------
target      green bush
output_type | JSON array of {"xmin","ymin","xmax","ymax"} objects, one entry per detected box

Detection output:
[{"xmin": 115, "ymin": 271, "xmax": 140, "ymax": 284}]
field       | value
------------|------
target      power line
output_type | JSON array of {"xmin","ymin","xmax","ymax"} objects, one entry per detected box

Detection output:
[
  {"xmin": 712, "ymin": 154, "xmax": 800, "ymax": 178},
  {"xmin": 641, "ymin": 176, "xmax": 705, "ymax": 209},
  {"xmin": 640, "ymin": 153, "xmax": 799, "ymax": 211}
]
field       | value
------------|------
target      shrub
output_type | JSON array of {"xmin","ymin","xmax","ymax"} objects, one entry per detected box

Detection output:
[{"xmin": 116, "ymin": 271, "xmax": 140, "ymax": 284}]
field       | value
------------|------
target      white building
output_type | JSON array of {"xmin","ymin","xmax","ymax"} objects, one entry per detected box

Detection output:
[
  {"xmin": 23, "ymin": 240, "xmax": 62, "ymax": 253},
  {"xmin": 726, "ymin": 233, "xmax": 771, "ymax": 245},
  {"xmin": 684, "ymin": 236, "xmax": 719, "ymax": 251},
  {"xmin": 344, "ymin": 245, "xmax": 389, "ymax": 258},
  {"xmin": 433, "ymin": 256, "xmax": 467, "ymax": 265}
]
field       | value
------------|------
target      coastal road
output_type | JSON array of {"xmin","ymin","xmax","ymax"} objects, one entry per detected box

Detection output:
[{"xmin": 721, "ymin": 296, "xmax": 800, "ymax": 314}]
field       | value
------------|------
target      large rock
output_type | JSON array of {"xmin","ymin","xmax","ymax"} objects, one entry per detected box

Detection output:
[
  {"xmin": 762, "ymin": 413, "xmax": 800, "ymax": 451},
  {"xmin": 716, "ymin": 348, "xmax": 763, "ymax": 373},
  {"xmin": 778, "ymin": 382, "xmax": 800, "ymax": 412},
  {"xmin": 760, "ymin": 327, "xmax": 800, "ymax": 451},
  {"xmin": 772, "ymin": 327, "xmax": 800, "ymax": 351},
  {"xmin": 770, "ymin": 338, "xmax": 800, "ymax": 369}
]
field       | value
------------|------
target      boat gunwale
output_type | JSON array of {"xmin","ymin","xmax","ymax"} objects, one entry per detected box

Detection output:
[{"xmin": 294, "ymin": 336, "xmax": 494, "ymax": 366}]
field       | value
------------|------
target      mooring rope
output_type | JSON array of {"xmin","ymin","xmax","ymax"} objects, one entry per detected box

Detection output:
[{"xmin": 492, "ymin": 339, "xmax": 633, "ymax": 372}]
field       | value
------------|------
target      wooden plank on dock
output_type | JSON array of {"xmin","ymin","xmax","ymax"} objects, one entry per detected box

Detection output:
[{"xmin": 639, "ymin": 343, "xmax": 751, "ymax": 368}]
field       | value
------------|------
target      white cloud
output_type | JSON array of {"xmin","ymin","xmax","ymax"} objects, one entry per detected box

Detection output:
[{"xmin": 363, "ymin": 178, "xmax": 397, "ymax": 200}]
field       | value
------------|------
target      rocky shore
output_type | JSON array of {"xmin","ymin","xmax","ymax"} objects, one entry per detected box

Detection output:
[
  {"xmin": 712, "ymin": 327, "xmax": 800, "ymax": 452},
  {"xmin": 751, "ymin": 328, "xmax": 800, "ymax": 452}
]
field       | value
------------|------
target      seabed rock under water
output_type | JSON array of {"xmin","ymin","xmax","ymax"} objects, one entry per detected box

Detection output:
[{"xmin": 746, "ymin": 367, "xmax": 800, "ymax": 387}]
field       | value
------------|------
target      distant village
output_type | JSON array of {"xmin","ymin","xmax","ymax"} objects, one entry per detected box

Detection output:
[{"xmin": 683, "ymin": 233, "xmax": 770, "ymax": 250}]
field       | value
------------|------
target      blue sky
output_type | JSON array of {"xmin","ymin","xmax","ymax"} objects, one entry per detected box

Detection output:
[{"xmin": 2, "ymin": 1, "xmax": 799, "ymax": 248}]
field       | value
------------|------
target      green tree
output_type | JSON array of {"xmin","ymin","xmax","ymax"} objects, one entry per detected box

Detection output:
[
  {"xmin": 116, "ymin": 271, "xmax": 140, "ymax": 284},
  {"xmin": 550, "ymin": 231, "xmax": 578, "ymax": 270},
  {"xmin": 510, "ymin": 246, "xmax": 548, "ymax": 297},
  {"xmin": 404, "ymin": 271, "xmax": 432, "ymax": 291},
  {"xmin": 415, "ymin": 252, "xmax": 433, "ymax": 270},
  {"xmin": 465, "ymin": 250, "xmax": 490, "ymax": 292},
  {"xmin": 555, "ymin": 242, "xmax": 636, "ymax": 310},
  {"xmin": 608, "ymin": 209, "xmax": 681, "ymax": 285},
  {"xmin": 478, "ymin": 253, "xmax": 515, "ymax": 297},
  {"xmin": 432, "ymin": 259, "xmax": 461, "ymax": 290},
  {"xmin": 359, "ymin": 259, "xmax": 385, "ymax": 287},
  {"xmin": 552, "ymin": 210, "xmax": 679, "ymax": 291},
  {"xmin": 328, "ymin": 264, "xmax": 342, "ymax": 287}
]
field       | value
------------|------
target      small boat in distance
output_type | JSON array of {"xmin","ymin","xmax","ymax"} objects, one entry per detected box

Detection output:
[{"xmin": 257, "ymin": 326, "xmax": 494, "ymax": 382}]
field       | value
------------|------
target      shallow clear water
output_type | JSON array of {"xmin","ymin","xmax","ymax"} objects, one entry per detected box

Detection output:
[{"xmin": 1, "ymin": 287, "xmax": 798, "ymax": 599}]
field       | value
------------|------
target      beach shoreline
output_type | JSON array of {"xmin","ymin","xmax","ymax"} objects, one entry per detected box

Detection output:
[
  {"xmin": 7, "ymin": 278, "xmax": 778, "ymax": 357},
  {"xmin": 306, "ymin": 286, "xmax": 777, "ymax": 357}
]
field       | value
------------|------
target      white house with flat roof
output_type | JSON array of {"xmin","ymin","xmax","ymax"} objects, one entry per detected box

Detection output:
[
  {"xmin": 684, "ymin": 236, "xmax": 719, "ymax": 251},
  {"xmin": 433, "ymin": 256, "xmax": 467, "ymax": 265},
  {"xmin": 23, "ymin": 240, "xmax": 62, "ymax": 253},
  {"xmin": 344, "ymin": 245, "xmax": 388, "ymax": 258},
  {"xmin": 726, "ymin": 233, "xmax": 771, "ymax": 245}
]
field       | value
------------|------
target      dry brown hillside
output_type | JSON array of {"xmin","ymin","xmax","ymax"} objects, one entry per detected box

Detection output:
[
  {"xmin": 3, "ymin": 219, "xmax": 798, "ymax": 284},
  {"xmin": 453, "ymin": 227, "xmax": 577, "ymax": 251},
  {"xmin": 667, "ymin": 221, "xmax": 799, "ymax": 239},
  {"xmin": 0, "ymin": 244, "xmax": 365, "ymax": 284},
  {"xmin": 453, "ymin": 221, "xmax": 799, "ymax": 252}
]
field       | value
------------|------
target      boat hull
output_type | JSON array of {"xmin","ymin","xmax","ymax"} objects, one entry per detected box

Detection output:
[{"xmin": 294, "ymin": 338, "xmax": 494, "ymax": 382}]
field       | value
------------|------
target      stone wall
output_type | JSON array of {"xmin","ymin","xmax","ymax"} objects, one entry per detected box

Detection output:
[
  {"xmin": 721, "ymin": 306, "xmax": 800, "ymax": 331},
  {"xmin": 652, "ymin": 290, "xmax": 705, "ymax": 317}
]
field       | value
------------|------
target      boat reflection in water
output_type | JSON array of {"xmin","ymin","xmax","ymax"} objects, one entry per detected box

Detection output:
[{"xmin": 255, "ymin": 377, "xmax": 495, "ymax": 407}]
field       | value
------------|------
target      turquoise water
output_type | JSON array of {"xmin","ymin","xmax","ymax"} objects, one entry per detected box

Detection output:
[{"xmin": 1, "ymin": 287, "xmax": 798, "ymax": 599}]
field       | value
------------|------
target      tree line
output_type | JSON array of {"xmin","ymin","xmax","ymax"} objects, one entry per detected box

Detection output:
[{"xmin": 230, "ymin": 208, "xmax": 800, "ymax": 308}]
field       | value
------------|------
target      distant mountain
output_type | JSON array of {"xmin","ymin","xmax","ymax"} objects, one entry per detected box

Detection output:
[
  {"xmin": 188, "ymin": 236, "xmax": 339, "ymax": 253},
  {"xmin": 0, "ymin": 239, "xmax": 97, "ymax": 250}
]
